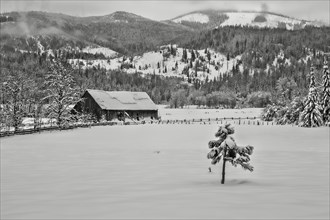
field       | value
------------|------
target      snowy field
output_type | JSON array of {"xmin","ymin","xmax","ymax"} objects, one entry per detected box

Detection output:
[
  {"xmin": 158, "ymin": 106, "xmax": 263, "ymax": 120},
  {"xmin": 1, "ymin": 124, "xmax": 329, "ymax": 219}
]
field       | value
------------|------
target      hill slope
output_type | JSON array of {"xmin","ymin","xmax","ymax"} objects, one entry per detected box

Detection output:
[
  {"xmin": 170, "ymin": 10, "xmax": 325, "ymax": 30},
  {"xmin": 0, "ymin": 11, "xmax": 192, "ymax": 55}
]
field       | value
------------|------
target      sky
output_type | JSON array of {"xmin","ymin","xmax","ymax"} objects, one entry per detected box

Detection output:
[{"xmin": 1, "ymin": 0, "xmax": 329, "ymax": 24}]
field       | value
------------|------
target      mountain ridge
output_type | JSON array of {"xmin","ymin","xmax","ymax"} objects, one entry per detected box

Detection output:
[
  {"xmin": 169, "ymin": 9, "xmax": 326, "ymax": 30},
  {"xmin": 0, "ymin": 10, "xmax": 328, "ymax": 57}
]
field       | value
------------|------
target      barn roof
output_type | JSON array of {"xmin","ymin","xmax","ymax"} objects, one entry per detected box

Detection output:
[{"xmin": 85, "ymin": 89, "xmax": 158, "ymax": 111}]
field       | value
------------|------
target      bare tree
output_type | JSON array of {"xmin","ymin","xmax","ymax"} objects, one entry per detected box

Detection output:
[
  {"xmin": 44, "ymin": 61, "xmax": 82, "ymax": 128},
  {"xmin": 2, "ymin": 69, "xmax": 32, "ymax": 132}
]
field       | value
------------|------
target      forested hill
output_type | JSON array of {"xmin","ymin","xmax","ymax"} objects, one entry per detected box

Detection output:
[
  {"xmin": 180, "ymin": 26, "xmax": 330, "ymax": 70},
  {"xmin": 0, "ymin": 11, "xmax": 191, "ymax": 56},
  {"xmin": 0, "ymin": 10, "xmax": 328, "ymax": 56},
  {"xmin": 1, "ymin": 11, "xmax": 330, "ymax": 109}
]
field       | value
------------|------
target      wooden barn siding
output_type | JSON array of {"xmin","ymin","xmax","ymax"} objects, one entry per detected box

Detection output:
[{"xmin": 75, "ymin": 92, "xmax": 104, "ymax": 120}]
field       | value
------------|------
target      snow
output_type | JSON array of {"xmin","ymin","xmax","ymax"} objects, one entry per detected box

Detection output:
[
  {"xmin": 68, "ymin": 57, "xmax": 122, "ymax": 70},
  {"xmin": 113, "ymin": 20, "xmax": 128, "ymax": 23},
  {"xmin": 82, "ymin": 46, "xmax": 118, "ymax": 58},
  {"xmin": 1, "ymin": 124, "xmax": 329, "ymax": 219},
  {"xmin": 173, "ymin": 13, "xmax": 209, "ymax": 24},
  {"xmin": 219, "ymin": 12, "xmax": 316, "ymax": 30},
  {"xmin": 171, "ymin": 11, "xmax": 319, "ymax": 30},
  {"xmin": 68, "ymin": 46, "xmax": 243, "ymax": 82},
  {"xmin": 158, "ymin": 106, "xmax": 262, "ymax": 120},
  {"xmin": 36, "ymin": 39, "xmax": 44, "ymax": 54}
]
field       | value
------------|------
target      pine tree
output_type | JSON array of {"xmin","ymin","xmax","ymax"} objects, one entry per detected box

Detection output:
[
  {"xmin": 191, "ymin": 50, "xmax": 196, "ymax": 62},
  {"xmin": 207, "ymin": 50, "xmax": 211, "ymax": 63},
  {"xmin": 207, "ymin": 124, "xmax": 254, "ymax": 184},
  {"xmin": 44, "ymin": 61, "xmax": 82, "ymax": 128},
  {"xmin": 299, "ymin": 67, "xmax": 323, "ymax": 127},
  {"xmin": 321, "ymin": 60, "xmax": 330, "ymax": 123},
  {"xmin": 182, "ymin": 49, "xmax": 187, "ymax": 62}
]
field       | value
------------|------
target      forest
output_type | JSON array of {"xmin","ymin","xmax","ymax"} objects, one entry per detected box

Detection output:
[{"xmin": 1, "ymin": 25, "xmax": 330, "ymax": 129}]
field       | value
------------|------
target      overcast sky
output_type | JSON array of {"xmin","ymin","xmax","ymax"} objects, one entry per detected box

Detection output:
[{"xmin": 1, "ymin": 0, "xmax": 329, "ymax": 24}]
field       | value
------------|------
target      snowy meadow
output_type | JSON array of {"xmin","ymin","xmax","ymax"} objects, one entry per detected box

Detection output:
[{"xmin": 1, "ymin": 110, "xmax": 329, "ymax": 219}]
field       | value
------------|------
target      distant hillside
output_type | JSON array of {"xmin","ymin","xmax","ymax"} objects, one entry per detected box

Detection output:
[
  {"xmin": 0, "ymin": 10, "xmax": 328, "ymax": 58},
  {"xmin": 0, "ymin": 11, "xmax": 192, "ymax": 56},
  {"xmin": 169, "ymin": 10, "xmax": 325, "ymax": 30}
]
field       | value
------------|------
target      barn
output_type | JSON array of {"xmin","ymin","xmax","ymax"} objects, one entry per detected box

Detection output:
[{"xmin": 74, "ymin": 89, "xmax": 158, "ymax": 121}]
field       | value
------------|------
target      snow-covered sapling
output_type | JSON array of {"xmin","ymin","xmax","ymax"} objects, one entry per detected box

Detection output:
[{"xmin": 207, "ymin": 124, "xmax": 254, "ymax": 184}]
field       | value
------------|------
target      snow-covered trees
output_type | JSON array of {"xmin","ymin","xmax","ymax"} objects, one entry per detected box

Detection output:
[
  {"xmin": 276, "ymin": 77, "xmax": 298, "ymax": 102},
  {"xmin": 207, "ymin": 124, "xmax": 254, "ymax": 184},
  {"xmin": 299, "ymin": 67, "xmax": 323, "ymax": 127},
  {"xmin": 170, "ymin": 89, "xmax": 187, "ymax": 108},
  {"xmin": 321, "ymin": 61, "xmax": 330, "ymax": 123},
  {"xmin": 44, "ymin": 61, "xmax": 82, "ymax": 128},
  {"xmin": 2, "ymin": 69, "xmax": 32, "ymax": 132},
  {"xmin": 246, "ymin": 91, "xmax": 272, "ymax": 107},
  {"xmin": 262, "ymin": 62, "xmax": 329, "ymax": 127}
]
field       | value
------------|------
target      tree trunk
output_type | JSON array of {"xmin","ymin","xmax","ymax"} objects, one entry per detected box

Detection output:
[{"xmin": 221, "ymin": 147, "xmax": 227, "ymax": 184}]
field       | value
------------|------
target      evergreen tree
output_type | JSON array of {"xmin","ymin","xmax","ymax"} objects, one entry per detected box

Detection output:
[
  {"xmin": 207, "ymin": 50, "xmax": 211, "ymax": 63},
  {"xmin": 321, "ymin": 60, "xmax": 330, "ymax": 123},
  {"xmin": 207, "ymin": 124, "xmax": 254, "ymax": 184},
  {"xmin": 299, "ymin": 67, "xmax": 323, "ymax": 127},
  {"xmin": 191, "ymin": 50, "xmax": 196, "ymax": 62},
  {"xmin": 170, "ymin": 44, "xmax": 176, "ymax": 56},
  {"xmin": 182, "ymin": 49, "xmax": 187, "ymax": 62}
]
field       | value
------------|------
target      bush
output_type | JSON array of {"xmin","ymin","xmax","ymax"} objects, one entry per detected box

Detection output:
[
  {"xmin": 261, "ymin": 97, "xmax": 305, "ymax": 125},
  {"xmin": 261, "ymin": 104, "xmax": 279, "ymax": 121},
  {"xmin": 169, "ymin": 89, "xmax": 187, "ymax": 108},
  {"xmin": 247, "ymin": 91, "xmax": 271, "ymax": 107}
]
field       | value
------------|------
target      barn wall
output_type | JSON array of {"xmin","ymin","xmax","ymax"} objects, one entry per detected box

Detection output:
[
  {"xmin": 75, "ymin": 92, "xmax": 104, "ymax": 121},
  {"xmin": 75, "ymin": 91, "xmax": 159, "ymax": 122},
  {"xmin": 125, "ymin": 110, "xmax": 158, "ymax": 120},
  {"xmin": 105, "ymin": 110, "xmax": 158, "ymax": 121}
]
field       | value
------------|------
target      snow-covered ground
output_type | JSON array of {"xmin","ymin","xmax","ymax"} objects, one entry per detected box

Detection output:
[
  {"xmin": 172, "ymin": 11, "xmax": 320, "ymax": 30},
  {"xmin": 219, "ymin": 12, "xmax": 312, "ymax": 30},
  {"xmin": 68, "ymin": 46, "xmax": 243, "ymax": 82},
  {"xmin": 158, "ymin": 106, "xmax": 262, "ymax": 120},
  {"xmin": 172, "ymin": 13, "xmax": 210, "ymax": 23},
  {"xmin": 1, "ymin": 124, "xmax": 329, "ymax": 219},
  {"xmin": 82, "ymin": 46, "xmax": 118, "ymax": 58}
]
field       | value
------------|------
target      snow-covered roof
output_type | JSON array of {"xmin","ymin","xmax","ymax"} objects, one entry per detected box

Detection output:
[{"xmin": 86, "ymin": 89, "xmax": 158, "ymax": 111}]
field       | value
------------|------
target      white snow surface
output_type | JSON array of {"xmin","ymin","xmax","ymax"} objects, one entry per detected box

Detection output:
[
  {"xmin": 82, "ymin": 46, "xmax": 118, "ymax": 58},
  {"xmin": 158, "ymin": 106, "xmax": 262, "ymax": 120},
  {"xmin": 69, "ymin": 46, "xmax": 243, "ymax": 82},
  {"xmin": 220, "ymin": 12, "xmax": 316, "ymax": 30},
  {"xmin": 173, "ymin": 13, "xmax": 210, "ymax": 24},
  {"xmin": 1, "ymin": 124, "xmax": 329, "ymax": 219}
]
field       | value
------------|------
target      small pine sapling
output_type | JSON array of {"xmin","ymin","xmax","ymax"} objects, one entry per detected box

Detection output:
[{"xmin": 207, "ymin": 124, "xmax": 254, "ymax": 184}]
